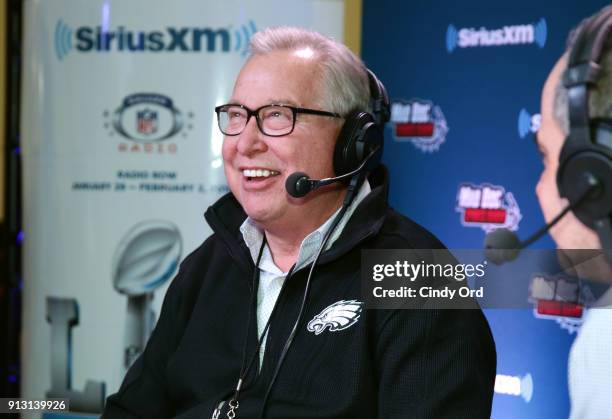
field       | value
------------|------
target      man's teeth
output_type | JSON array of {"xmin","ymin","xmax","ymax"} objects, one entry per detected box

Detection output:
[{"xmin": 242, "ymin": 169, "xmax": 280, "ymax": 178}]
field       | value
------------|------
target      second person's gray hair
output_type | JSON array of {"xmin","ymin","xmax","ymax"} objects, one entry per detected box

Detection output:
[{"xmin": 553, "ymin": 7, "xmax": 612, "ymax": 135}]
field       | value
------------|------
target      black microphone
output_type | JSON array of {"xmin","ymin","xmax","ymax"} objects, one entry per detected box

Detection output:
[
  {"xmin": 484, "ymin": 184, "xmax": 597, "ymax": 264},
  {"xmin": 285, "ymin": 146, "xmax": 380, "ymax": 198},
  {"xmin": 285, "ymin": 172, "xmax": 317, "ymax": 198}
]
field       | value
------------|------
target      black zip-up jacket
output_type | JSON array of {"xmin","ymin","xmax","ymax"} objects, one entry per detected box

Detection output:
[{"xmin": 103, "ymin": 167, "xmax": 496, "ymax": 419}]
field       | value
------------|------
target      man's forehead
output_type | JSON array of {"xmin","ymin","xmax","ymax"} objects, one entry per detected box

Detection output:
[
  {"xmin": 230, "ymin": 51, "xmax": 321, "ymax": 107},
  {"xmin": 238, "ymin": 49, "xmax": 320, "ymax": 78},
  {"xmin": 542, "ymin": 55, "xmax": 566, "ymax": 108},
  {"xmin": 537, "ymin": 54, "xmax": 569, "ymax": 152}
]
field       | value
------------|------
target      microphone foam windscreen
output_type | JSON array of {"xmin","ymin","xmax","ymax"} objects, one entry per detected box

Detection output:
[
  {"xmin": 484, "ymin": 228, "xmax": 521, "ymax": 265},
  {"xmin": 286, "ymin": 172, "xmax": 310, "ymax": 198}
]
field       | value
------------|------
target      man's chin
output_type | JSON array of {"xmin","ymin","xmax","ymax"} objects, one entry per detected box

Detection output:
[{"xmin": 242, "ymin": 203, "xmax": 281, "ymax": 226}]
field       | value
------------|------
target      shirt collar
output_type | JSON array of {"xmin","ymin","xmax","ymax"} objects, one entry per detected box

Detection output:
[{"xmin": 240, "ymin": 179, "xmax": 371, "ymax": 274}]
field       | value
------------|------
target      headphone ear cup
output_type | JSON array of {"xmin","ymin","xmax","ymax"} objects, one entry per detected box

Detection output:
[
  {"xmin": 557, "ymin": 136, "xmax": 612, "ymax": 229},
  {"xmin": 334, "ymin": 111, "xmax": 365, "ymax": 176},
  {"xmin": 334, "ymin": 111, "xmax": 380, "ymax": 176},
  {"xmin": 333, "ymin": 69, "xmax": 387, "ymax": 178}
]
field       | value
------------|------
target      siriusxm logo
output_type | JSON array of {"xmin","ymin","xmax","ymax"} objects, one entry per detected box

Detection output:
[
  {"xmin": 517, "ymin": 108, "xmax": 541, "ymax": 138},
  {"xmin": 55, "ymin": 19, "xmax": 257, "ymax": 61},
  {"xmin": 446, "ymin": 18, "xmax": 547, "ymax": 53}
]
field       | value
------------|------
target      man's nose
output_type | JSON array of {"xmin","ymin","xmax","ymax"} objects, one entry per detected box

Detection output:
[{"xmin": 236, "ymin": 116, "xmax": 267, "ymax": 155}]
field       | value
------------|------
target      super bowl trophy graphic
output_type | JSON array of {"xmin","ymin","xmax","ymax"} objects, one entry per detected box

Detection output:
[
  {"xmin": 112, "ymin": 220, "xmax": 182, "ymax": 369},
  {"xmin": 46, "ymin": 297, "xmax": 106, "ymax": 413}
]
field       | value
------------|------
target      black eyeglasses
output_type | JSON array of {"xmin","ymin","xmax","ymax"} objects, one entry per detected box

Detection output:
[{"xmin": 214, "ymin": 103, "xmax": 342, "ymax": 137}]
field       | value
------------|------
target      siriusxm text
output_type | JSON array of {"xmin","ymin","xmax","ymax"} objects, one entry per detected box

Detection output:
[
  {"xmin": 75, "ymin": 26, "xmax": 231, "ymax": 52},
  {"xmin": 458, "ymin": 25, "xmax": 534, "ymax": 48}
]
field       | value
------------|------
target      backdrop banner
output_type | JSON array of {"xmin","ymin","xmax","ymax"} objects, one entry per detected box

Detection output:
[
  {"xmin": 361, "ymin": 1, "xmax": 611, "ymax": 417},
  {"xmin": 20, "ymin": 1, "xmax": 344, "ymax": 417}
]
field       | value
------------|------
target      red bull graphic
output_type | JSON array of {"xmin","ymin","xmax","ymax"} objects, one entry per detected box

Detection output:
[
  {"xmin": 390, "ymin": 99, "xmax": 448, "ymax": 152},
  {"xmin": 456, "ymin": 183, "xmax": 522, "ymax": 232}
]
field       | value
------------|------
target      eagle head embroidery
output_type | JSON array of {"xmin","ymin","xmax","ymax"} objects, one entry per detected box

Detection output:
[{"xmin": 306, "ymin": 300, "xmax": 363, "ymax": 335}]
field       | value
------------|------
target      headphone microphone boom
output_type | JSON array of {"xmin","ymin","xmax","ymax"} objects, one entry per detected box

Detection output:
[
  {"xmin": 485, "ymin": 181, "xmax": 598, "ymax": 264},
  {"xmin": 285, "ymin": 145, "xmax": 382, "ymax": 198},
  {"xmin": 285, "ymin": 172, "xmax": 315, "ymax": 198}
]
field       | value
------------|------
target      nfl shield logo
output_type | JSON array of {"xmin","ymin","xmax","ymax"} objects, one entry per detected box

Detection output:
[{"xmin": 136, "ymin": 108, "xmax": 158, "ymax": 135}]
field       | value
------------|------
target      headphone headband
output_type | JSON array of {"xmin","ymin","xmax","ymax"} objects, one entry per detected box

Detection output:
[
  {"xmin": 557, "ymin": 7, "xmax": 612, "ymax": 253},
  {"xmin": 565, "ymin": 6, "xmax": 612, "ymax": 87},
  {"xmin": 366, "ymin": 69, "xmax": 391, "ymax": 126}
]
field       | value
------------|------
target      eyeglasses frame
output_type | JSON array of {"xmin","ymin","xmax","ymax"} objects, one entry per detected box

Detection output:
[{"xmin": 214, "ymin": 103, "xmax": 342, "ymax": 137}]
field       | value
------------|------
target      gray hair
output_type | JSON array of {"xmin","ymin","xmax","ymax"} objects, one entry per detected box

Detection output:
[
  {"xmin": 248, "ymin": 26, "xmax": 371, "ymax": 117},
  {"xmin": 553, "ymin": 8, "xmax": 612, "ymax": 135}
]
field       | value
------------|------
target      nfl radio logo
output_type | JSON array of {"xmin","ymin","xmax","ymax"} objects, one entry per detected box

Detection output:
[{"xmin": 137, "ymin": 108, "xmax": 158, "ymax": 136}]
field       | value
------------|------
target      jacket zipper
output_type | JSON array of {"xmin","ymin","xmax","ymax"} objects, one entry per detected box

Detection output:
[{"xmin": 211, "ymin": 400, "xmax": 226, "ymax": 419}]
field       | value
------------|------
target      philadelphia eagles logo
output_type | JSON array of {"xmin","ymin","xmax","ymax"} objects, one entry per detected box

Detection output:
[{"xmin": 306, "ymin": 300, "xmax": 363, "ymax": 335}]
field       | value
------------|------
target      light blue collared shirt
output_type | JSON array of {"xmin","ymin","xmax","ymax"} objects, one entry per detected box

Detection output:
[{"xmin": 239, "ymin": 180, "xmax": 371, "ymax": 366}]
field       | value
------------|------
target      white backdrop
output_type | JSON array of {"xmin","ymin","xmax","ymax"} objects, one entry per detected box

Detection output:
[{"xmin": 20, "ymin": 0, "xmax": 344, "ymax": 415}]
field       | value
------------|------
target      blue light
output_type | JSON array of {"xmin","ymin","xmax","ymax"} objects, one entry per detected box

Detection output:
[{"xmin": 102, "ymin": 1, "xmax": 110, "ymax": 35}]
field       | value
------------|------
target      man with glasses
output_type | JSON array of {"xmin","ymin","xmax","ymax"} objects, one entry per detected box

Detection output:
[{"xmin": 103, "ymin": 26, "xmax": 496, "ymax": 419}]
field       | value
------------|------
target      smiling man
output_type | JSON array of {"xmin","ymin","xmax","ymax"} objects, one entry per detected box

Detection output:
[
  {"xmin": 219, "ymin": 47, "xmax": 346, "ymax": 272},
  {"xmin": 103, "ymin": 27, "xmax": 496, "ymax": 419}
]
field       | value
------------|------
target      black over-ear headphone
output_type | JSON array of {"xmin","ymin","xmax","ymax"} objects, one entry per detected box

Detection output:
[
  {"xmin": 333, "ymin": 69, "xmax": 391, "ymax": 176},
  {"xmin": 285, "ymin": 69, "xmax": 390, "ymax": 198},
  {"xmin": 557, "ymin": 6, "xmax": 612, "ymax": 251}
]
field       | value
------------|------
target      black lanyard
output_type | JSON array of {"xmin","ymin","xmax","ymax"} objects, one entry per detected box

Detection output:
[{"xmin": 223, "ymin": 236, "xmax": 296, "ymax": 418}]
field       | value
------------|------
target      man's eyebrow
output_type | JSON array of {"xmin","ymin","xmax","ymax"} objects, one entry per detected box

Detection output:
[
  {"xmin": 266, "ymin": 98, "xmax": 301, "ymax": 107},
  {"xmin": 225, "ymin": 98, "xmax": 301, "ymax": 107}
]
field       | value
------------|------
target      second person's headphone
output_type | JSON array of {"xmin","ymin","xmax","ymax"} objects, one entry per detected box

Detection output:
[{"xmin": 557, "ymin": 6, "xmax": 612, "ymax": 251}]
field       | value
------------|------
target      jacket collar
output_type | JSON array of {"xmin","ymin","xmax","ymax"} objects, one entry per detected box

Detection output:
[{"xmin": 204, "ymin": 165, "xmax": 390, "ymax": 271}]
